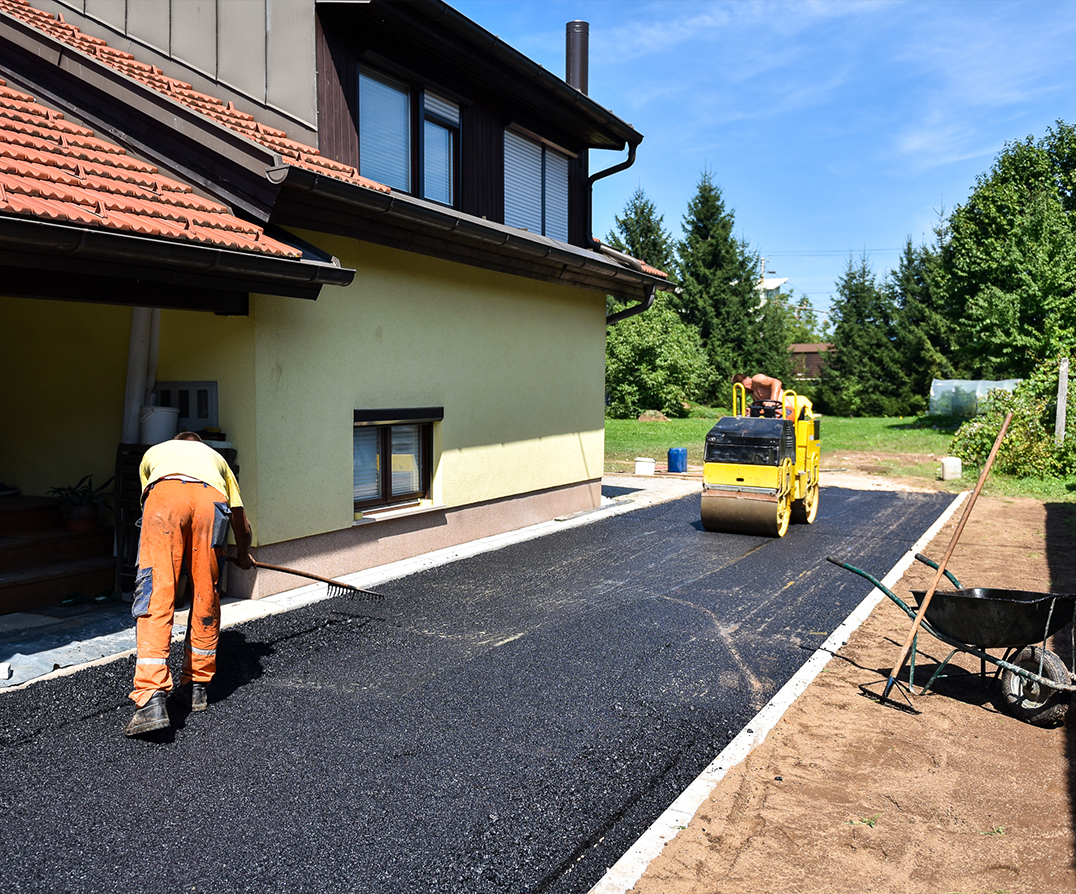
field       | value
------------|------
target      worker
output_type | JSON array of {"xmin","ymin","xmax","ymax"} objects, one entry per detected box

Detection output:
[
  {"xmin": 124, "ymin": 431, "xmax": 252, "ymax": 737},
  {"xmin": 732, "ymin": 373, "xmax": 784, "ymax": 403}
]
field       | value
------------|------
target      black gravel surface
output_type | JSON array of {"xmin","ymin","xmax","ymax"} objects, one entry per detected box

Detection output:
[{"xmin": 0, "ymin": 487, "xmax": 955, "ymax": 893}]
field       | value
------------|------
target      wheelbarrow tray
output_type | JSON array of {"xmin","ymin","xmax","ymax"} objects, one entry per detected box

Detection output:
[{"xmin": 910, "ymin": 588, "xmax": 1076, "ymax": 650}]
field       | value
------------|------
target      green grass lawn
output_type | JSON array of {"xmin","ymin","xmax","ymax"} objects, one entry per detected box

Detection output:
[{"xmin": 605, "ymin": 412, "xmax": 1076, "ymax": 503}]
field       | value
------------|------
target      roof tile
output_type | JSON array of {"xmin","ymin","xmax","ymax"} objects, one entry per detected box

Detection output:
[{"xmin": 0, "ymin": 74, "xmax": 301, "ymax": 258}]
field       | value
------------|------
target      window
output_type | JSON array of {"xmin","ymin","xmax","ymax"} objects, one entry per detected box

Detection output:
[
  {"xmin": 353, "ymin": 408, "xmax": 442, "ymax": 512},
  {"xmin": 504, "ymin": 129, "xmax": 570, "ymax": 242},
  {"xmin": 358, "ymin": 67, "xmax": 459, "ymax": 206}
]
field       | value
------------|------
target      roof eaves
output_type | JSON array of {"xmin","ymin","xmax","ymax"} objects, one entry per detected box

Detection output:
[
  {"xmin": 0, "ymin": 212, "xmax": 354, "ymax": 299},
  {"xmin": 269, "ymin": 162, "xmax": 673, "ymax": 297},
  {"xmin": 0, "ymin": 1, "xmax": 390, "ymax": 217},
  {"xmin": 402, "ymin": 0, "xmax": 643, "ymax": 149}
]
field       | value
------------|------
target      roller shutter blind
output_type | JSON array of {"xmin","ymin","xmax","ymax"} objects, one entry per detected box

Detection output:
[
  {"xmin": 544, "ymin": 149, "xmax": 570, "ymax": 243},
  {"xmin": 359, "ymin": 69, "xmax": 411, "ymax": 192},
  {"xmin": 504, "ymin": 129, "xmax": 543, "ymax": 235}
]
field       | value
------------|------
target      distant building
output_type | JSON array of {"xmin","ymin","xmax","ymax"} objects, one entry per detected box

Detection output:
[{"xmin": 789, "ymin": 343, "xmax": 832, "ymax": 379}]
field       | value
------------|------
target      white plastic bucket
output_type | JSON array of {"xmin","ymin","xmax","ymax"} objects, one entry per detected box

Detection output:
[
  {"xmin": 634, "ymin": 457, "xmax": 656, "ymax": 476},
  {"xmin": 139, "ymin": 406, "xmax": 180, "ymax": 445}
]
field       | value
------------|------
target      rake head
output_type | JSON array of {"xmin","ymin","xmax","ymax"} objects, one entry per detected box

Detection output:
[
  {"xmin": 858, "ymin": 678, "xmax": 921, "ymax": 715},
  {"xmin": 326, "ymin": 581, "xmax": 384, "ymax": 602}
]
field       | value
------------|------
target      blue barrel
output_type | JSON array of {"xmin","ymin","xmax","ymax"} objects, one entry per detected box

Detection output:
[{"xmin": 667, "ymin": 447, "xmax": 688, "ymax": 473}]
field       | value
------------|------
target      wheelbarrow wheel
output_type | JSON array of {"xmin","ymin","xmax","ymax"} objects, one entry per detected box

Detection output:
[{"xmin": 1000, "ymin": 646, "xmax": 1071, "ymax": 726}]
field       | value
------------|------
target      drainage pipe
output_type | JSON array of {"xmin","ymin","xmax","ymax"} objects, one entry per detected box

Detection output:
[{"xmin": 121, "ymin": 307, "xmax": 154, "ymax": 443}]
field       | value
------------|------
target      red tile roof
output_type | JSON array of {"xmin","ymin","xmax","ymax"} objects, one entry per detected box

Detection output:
[
  {"xmin": 0, "ymin": 0, "xmax": 389, "ymax": 195},
  {"xmin": 0, "ymin": 78, "xmax": 302, "ymax": 256}
]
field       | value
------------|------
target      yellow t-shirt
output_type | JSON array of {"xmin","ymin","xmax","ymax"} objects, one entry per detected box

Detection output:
[{"xmin": 139, "ymin": 439, "xmax": 244, "ymax": 508}]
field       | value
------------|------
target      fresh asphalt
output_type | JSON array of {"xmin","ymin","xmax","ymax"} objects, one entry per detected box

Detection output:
[{"xmin": 0, "ymin": 485, "xmax": 955, "ymax": 894}]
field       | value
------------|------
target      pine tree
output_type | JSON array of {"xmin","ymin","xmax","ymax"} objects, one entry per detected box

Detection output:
[
  {"xmin": 675, "ymin": 172, "xmax": 779, "ymax": 397},
  {"xmin": 605, "ymin": 187, "xmax": 675, "ymax": 273},
  {"xmin": 819, "ymin": 255, "xmax": 908, "ymax": 415},
  {"xmin": 889, "ymin": 234, "xmax": 960, "ymax": 413}
]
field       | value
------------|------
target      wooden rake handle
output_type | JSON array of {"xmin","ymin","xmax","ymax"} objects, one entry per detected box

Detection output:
[
  {"xmin": 226, "ymin": 557, "xmax": 383, "ymax": 597},
  {"xmin": 883, "ymin": 410, "xmax": 1013, "ymax": 699}
]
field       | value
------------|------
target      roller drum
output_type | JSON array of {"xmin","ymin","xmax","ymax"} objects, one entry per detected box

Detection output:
[{"xmin": 700, "ymin": 491, "xmax": 789, "ymax": 537}]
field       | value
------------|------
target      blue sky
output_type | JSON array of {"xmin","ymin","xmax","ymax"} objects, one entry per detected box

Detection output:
[{"xmin": 453, "ymin": 0, "xmax": 1076, "ymax": 319}]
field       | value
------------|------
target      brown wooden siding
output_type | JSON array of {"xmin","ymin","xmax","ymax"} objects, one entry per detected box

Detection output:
[
  {"xmin": 316, "ymin": 14, "xmax": 360, "ymax": 171},
  {"xmin": 459, "ymin": 97, "xmax": 504, "ymax": 223}
]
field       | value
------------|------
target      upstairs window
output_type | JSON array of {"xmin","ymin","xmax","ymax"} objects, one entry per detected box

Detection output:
[
  {"xmin": 359, "ymin": 69, "xmax": 411, "ymax": 192},
  {"xmin": 504, "ymin": 129, "xmax": 570, "ymax": 242},
  {"xmin": 358, "ymin": 67, "xmax": 459, "ymax": 206}
]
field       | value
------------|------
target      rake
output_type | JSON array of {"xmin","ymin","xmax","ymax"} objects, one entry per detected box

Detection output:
[
  {"xmin": 863, "ymin": 410, "xmax": 1012, "ymax": 713},
  {"xmin": 227, "ymin": 558, "xmax": 384, "ymax": 601}
]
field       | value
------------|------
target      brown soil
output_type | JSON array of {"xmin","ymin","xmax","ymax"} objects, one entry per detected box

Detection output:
[{"xmin": 630, "ymin": 481, "xmax": 1076, "ymax": 894}]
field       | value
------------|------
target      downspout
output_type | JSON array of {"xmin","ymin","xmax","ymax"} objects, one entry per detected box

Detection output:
[
  {"xmin": 144, "ymin": 308, "xmax": 161, "ymax": 408},
  {"xmin": 565, "ymin": 20, "xmax": 649, "ymax": 325},
  {"xmin": 121, "ymin": 307, "xmax": 161, "ymax": 443}
]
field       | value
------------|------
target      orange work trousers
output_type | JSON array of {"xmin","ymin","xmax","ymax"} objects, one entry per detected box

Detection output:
[{"xmin": 129, "ymin": 478, "xmax": 231, "ymax": 706}]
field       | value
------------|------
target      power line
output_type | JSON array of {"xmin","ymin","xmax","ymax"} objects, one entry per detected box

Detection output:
[{"xmin": 765, "ymin": 248, "xmax": 903, "ymax": 257}]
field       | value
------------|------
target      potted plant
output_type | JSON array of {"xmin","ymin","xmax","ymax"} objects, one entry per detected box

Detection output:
[{"xmin": 48, "ymin": 475, "xmax": 114, "ymax": 532}]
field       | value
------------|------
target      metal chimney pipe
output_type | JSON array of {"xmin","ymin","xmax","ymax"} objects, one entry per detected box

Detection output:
[{"xmin": 566, "ymin": 21, "xmax": 589, "ymax": 94}]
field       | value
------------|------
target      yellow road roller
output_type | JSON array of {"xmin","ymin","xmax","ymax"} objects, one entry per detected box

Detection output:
[{"xmin": 700, "ymin": 383, "xmax": 820, "ymax": 537}]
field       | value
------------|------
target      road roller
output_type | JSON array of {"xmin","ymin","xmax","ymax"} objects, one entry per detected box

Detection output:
[{"xmin": 700, "ymin": 383, "xmax": 820, "ymax": 537}]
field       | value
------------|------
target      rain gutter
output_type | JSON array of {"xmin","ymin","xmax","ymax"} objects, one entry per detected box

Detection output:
[
  {"xmin": 267, "ymin": 164, "xmax": 670, "ymax": 294},
  {"xmin": 0, "ymin": 215, "xmax": 354, "ymax": 299}
]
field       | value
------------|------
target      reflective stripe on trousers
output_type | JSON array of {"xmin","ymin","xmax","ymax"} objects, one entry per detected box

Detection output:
[{"xmin": 129, "ymin": 478, "xmax": 228, "ymax": 706}]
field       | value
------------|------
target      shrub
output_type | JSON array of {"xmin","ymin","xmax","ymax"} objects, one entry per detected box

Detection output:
[
  {"xmin": 605, "ymin": 292, "xmax": 712, "ymax": 419},
  {"xmin": 950, "ymin": 358, "xmax": 1076, "ymax": 476}
]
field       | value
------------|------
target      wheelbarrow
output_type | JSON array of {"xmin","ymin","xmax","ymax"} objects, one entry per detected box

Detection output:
[{"xmin": 827, "ymin": 553, "xmax": 1076, "ymax": 726}]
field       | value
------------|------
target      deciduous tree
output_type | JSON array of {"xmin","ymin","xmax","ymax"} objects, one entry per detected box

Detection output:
[{"xmin": 944, "ymin": 123, "xmax": 1076, "ymax": 377}]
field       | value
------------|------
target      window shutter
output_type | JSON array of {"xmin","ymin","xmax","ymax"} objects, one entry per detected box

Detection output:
[
  {"xmin": 390, "ymin": 425, "xmax": 422, "ymax": 495},
  {"xmin": 353, "ymin": 427, "xmax": 381, "ymax": 503},
  {"xmin": 359, "ymin": 70, "xmax": 411, "ymax": 192},
  {"xmin": 504, "ymin": 130, "xmax": 543, "ymax": 234},
  {"xmin": 424, "ymin": 119, "xmax": 454, "ymax": 205},
  {"xmin": 424, "ymin": 93, "xmax": 459, "ymax": 125},
  {"xmin": 544, "ymin": 149, "xmax": 570, "ymax": 243}
]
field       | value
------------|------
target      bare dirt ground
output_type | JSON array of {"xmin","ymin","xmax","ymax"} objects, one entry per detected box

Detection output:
[{"xmin": 630, "ymin": 463, "xmax": 1076, "ymax": 894}]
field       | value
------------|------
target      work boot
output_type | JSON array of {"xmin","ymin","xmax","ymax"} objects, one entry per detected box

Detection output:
[
  {"xmin": 124, "ymin": 691, "xmax": 169, "ymax": 737},
  {"xmin": 176, "ymin": 681, "xmax": 208, "ymax": 712}
]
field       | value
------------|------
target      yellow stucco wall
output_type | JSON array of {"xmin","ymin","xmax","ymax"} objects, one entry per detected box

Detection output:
[
  {"xmin": 246, "ymin": 236, "xmax": 607, "ymax": 544},
  {"xmin": 0, "ymin": 297, "xmax": 129, "ymax": 500},
  {"xmin": 2, "ymin": 242, "xmax": 607, "ymax": 548}
]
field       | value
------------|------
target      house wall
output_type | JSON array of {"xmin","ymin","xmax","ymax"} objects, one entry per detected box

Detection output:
[
  {"xmin": 1, "ymin": 241, "xmax": 606, "ymax": 599},
  {"xmin": 243, "ymin": 234, "xmax": 606, "ymax": 548},
  {"xmin": 0, "ymin": 296, "xmax": 129, "ymax": 502}
]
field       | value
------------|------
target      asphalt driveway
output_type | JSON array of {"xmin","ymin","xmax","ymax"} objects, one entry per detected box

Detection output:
[{"xmin": 0, "ymin": 485, "xmax": 955, "ymax": 894}]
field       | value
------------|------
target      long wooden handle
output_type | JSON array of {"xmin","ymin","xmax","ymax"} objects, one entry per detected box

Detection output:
[
  {"xmin": 884, "ymin": 411, "xmax": 1013, "ymax": 695},
  {"xmin": 227, "ymin": 557, "xmax": 344, "ymax": 588}
]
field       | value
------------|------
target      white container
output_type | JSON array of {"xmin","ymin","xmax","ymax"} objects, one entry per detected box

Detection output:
[
  {"xmin": 634, "ymin": 457, "xmax": 656, "ymax": 476},
  {"xmin": 939, "ymin": 456, "xmax": 962, "ymax": 480},
  {"xmin": 139, "ymin": 406, "xmax": 180, "ymax": 445}
]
